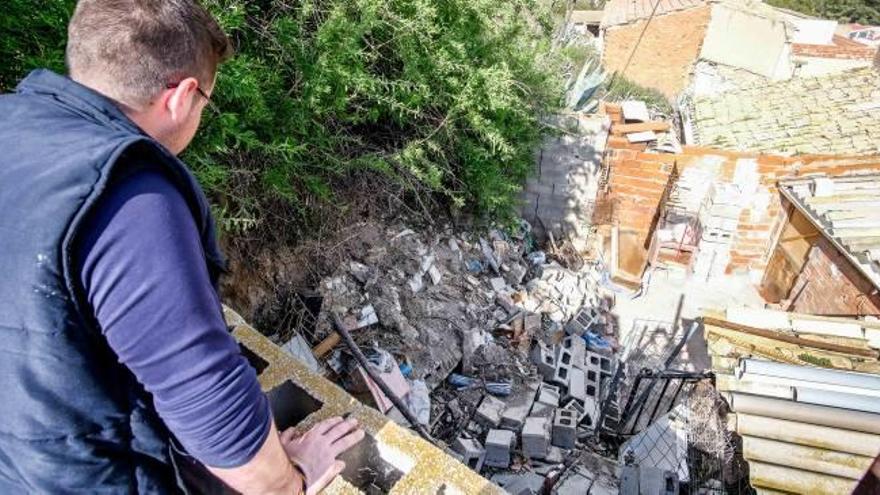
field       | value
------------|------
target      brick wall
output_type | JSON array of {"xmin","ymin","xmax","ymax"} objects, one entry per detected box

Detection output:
[
  {"xmin": 601, "ymin": 6, "xmax": 712, "ymax": 99},
  {"xmin": 596, "ymin": 118, "xmax": 880, "ymax": 278},
  {"xmin": 786, "ymin": 237, "xmax": 880, "ymax": 316}
]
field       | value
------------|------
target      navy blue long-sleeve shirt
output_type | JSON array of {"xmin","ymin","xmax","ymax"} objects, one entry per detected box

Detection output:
[{"xmin": 74, "ymin": 166, "xmax": 271, "ymax": 469}]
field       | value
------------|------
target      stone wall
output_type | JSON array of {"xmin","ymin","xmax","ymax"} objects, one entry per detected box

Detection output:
[
  {"xmin": 601, "ymin": 6, "xmax": 712, "ymax": 99},
  {"xmin": 520, "ymin": 114, "xmax": 609, "ymax": 249}
]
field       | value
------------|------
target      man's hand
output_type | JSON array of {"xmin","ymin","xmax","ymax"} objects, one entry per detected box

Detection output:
[{"xmin": 281, "ymin": 416, "xmax": 365, "ymax": 495}]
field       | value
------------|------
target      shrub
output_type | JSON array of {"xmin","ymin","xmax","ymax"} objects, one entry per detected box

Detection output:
[{"xmin": 2, "ymin": 0, "xmax": 561, "ymax": 234}]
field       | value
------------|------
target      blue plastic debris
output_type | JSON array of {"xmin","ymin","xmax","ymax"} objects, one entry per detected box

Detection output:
[
  {"xmin": 448, "ymin": 373, "xmax": 477, "ymax": 389},
  {"xmin": 485, "ymin": 381, "xmax": 512, "ymax": 397},
  {"xmin": 466, "ymin": 259, "xmax": 484, "ymax": 273},
  {"xmin": 399, "ymin": 363, "xmax": 413, "ymax": 377},
  {"xmin": 582, "ymin": 331, "xmax": 611, "ymax": 352}
]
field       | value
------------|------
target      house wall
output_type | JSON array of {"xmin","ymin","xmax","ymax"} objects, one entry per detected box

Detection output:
[
  {"xmin": 601, "ymin": 6, "xmax": 712, "ymax": 99},
  {"xmin": 699, "ymin": 3, "xmax": 793, "ymax": 80}
]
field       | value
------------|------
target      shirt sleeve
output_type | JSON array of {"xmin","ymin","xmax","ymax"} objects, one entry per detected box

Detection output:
[{"xmin": 74, "ymin": 167, "xmax": 271, "ymax": 469}]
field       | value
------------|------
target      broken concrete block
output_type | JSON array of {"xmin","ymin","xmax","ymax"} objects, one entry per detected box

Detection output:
[
  {"xmin": 484, "ymin": 429, "xmax": 515, "ymax": 468},
  {"xmin": 584, "ymin": 364, "xmax": 600, "ymax": 400},
  {"xmin": 521, "ymin": 416, "xmax": 551, "ymax": 459},
  {"xmin": 503, "ymin": 472, "xmax": 545, "ymax": 495},
  {"xmin": 536, "ymin": 382, "xmax": 561, "ymax": 407},
  {"xmin": 544, "ymin": 445, "xmax": 564, "ymax": 464},
  {"xmin": 427, "ymin": 264, "xmax": 442, "ymax": 285},
  {"xmin": 501, "ymin": 381, "xmax": 539, "ymax": 431},
  {"xmin": 530, "ymin": 342, "xmax": 556, "ymax": 381},
  {"xmin": 551, "ymin": 465, "xmax": 594, "ymax": 495},
  {"xmin": 408, "ymin": 273, "xmax": 424, "ymax": 293},
  {"xmin": 452, "ymin": 437, "xmax": 485, "ymax": 472},
  {"xmin": 489, "ymin": 277, "xmax": 508, "ymax": 292},
  {"xmin": 552, "ymin": 356, "xmax": 572, "ymax": 388},
  {"xmin": 475, "ymin": 395, "xmax": 505, "ymax": 428},
  {"xmin": 564, "ymin": 307, "xmax": 597, "ymax": 336},
  {"xmin": 552, "ymin": 409, "xmax": 577, "ymax": 449},
  {"xmin": 565, "ymin": 367, "xmax": 586, "ymax": 403},
  {"xmin": 561, "ymin": 398, "xmax": 586, "ymax": 425},
  {"xmin": 586, "ymin": 351, "xmax": 613, "ymax": 379},
  {"xmin": 562, "ymin": 335, "xmax": 586, "ymax": 370},
  {"xmin": 529, "ymin": 401, "xmax": 555, "ymax": 419},
  {"xmin": 501, "ymin": 403, "xmax": 531, "ymax": 431}
]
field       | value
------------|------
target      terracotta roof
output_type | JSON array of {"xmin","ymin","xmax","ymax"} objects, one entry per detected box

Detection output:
[
  {"xmin": 601, "ymin": 0, "xmax": 707, "ymax": 28},
  {"xmin": 793, "ymin": 35, "xmax": 879, "ymax": 60},
  {"xmin": 689, "ymin": 67, "xmax": 880, "ymax": 156}
]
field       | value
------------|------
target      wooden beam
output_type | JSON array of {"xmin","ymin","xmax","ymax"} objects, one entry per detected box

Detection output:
[
  {"xmin": 702, "ymin": 317, "xmax": 880, "ymax": 359},
  {"xmin": 610, "ymin": 121, "xmax": 671, "ymax": 136}
]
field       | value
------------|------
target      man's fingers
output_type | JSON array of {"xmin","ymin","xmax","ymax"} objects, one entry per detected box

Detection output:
[
  {"xmin": 331, "ymin": 428, "xmax": 365, "ymax": 456},
  {"xmin": 324, "ymin": 417, "xmax": 359, "ymax": 442},
  {"xmin": 313, "ymin": 416, "xmax": 345, "ymax": 435},
  {"xmin": 331, "ymin": 460, "xmax": 346, "ymax": 478},
  {"xmin": 307, "ymin": 460, "xmax": 347, "ymax": 495},
  {"xmin": 279, "ymin": 427, "xmax": 297, "ymax": 444}
]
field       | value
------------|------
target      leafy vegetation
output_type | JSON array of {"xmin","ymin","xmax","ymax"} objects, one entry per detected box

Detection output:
[
  {"xmin": 1, "ymin": 0, "xmax": 561, "ymax": 236},
  {"xmin": 767, "ymin": 0, "xmax": 880, "ymax": 25}
]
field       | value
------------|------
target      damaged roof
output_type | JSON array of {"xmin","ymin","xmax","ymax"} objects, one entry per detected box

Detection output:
[
  {"xmin": 689, "ymin": 67, "xmax": 880, "ymax": 155},
  {"xmin": 601, "ymin": 0, "xmax": 707, "ymax": 28},
  {"xmin": 779, "ymin": 174, "xmax": 880, "ymax": 292}
]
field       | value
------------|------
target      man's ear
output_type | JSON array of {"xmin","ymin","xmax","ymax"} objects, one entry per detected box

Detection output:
[{"xmin": 165, "ymin": 77, "xmax": 200, "ymax": 123}]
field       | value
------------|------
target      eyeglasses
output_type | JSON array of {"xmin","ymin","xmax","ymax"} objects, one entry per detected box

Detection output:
[{"xmin": 165, "ymin": 81, "xmax": 219, "ymax": 114}]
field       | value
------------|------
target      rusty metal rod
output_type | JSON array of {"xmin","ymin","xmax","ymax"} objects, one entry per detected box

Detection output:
[{"xmin": 332, "ymin": 314, "xmax": 434, "ymax": 443}]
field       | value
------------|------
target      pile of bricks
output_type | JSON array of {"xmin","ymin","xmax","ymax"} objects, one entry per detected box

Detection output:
[{"xmin": 450, "ymin": 305, "xmax": 616, "ymax": 492}]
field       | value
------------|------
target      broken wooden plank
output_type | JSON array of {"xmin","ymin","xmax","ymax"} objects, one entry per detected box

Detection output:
[
  {"xmin": 703, "ymin": 316, "xmax": 880, "ymax": 359},
  {"xmin": 610, "ymin": 121, "xmax": 671, "ymax": 135}
]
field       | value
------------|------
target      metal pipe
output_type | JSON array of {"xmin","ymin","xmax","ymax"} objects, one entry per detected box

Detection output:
[
  {"xmin": 739, "ymin": 358, "xmax": 880, "ymax": 391},
  {"xmin": 332, "ymin": 314, "xmax": 434, "ymax": 443},
  {"xmin": 734, "ymin": 413, "xmax": 880, "ymax": 457},
  {"xmin": 730, "ymin": 392, "xmax": 880, "ymax": 434},
  {"xmin": 737, "ymin": 367, "xmax": 880, "ymax": 398},
  {"xmin": 742, "ymin": 436, "xmax": 873, "ymax": 480},
  {"xmin": 748, "ymin": 460, "xmax": 858, "ymax": 495},
  {"xmin": 715, "ymin": 373, "xmax": 794, "ymax": 400},
  {"xmin": 794, "ymin": 387, "xmax": 880, "ymax": 414}
]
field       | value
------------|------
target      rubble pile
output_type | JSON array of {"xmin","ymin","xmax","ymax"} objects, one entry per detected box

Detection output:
[{"xmin": 293, "ymin": 220, "xmax": 624, "ymax": 492}]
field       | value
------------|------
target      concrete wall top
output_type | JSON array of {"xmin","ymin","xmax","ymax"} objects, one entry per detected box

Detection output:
[{"xmin": 224, "ymin": 306, "xmax": 503, "ymax": 495}]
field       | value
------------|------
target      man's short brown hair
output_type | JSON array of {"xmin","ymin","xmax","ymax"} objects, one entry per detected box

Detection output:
[{"xmin": 67, "ymin": 0, "xmax": 233, "ymax": 105}]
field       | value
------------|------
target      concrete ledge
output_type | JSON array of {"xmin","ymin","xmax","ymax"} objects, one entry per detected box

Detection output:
[{"xmin": 224, "ymin": 306, "xmax": 503, "ymax": 494}]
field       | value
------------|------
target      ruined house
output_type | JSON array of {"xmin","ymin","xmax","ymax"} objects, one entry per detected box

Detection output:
[{"xmin": 599, "ymin": 0, "xmax": 794, "ymax": 99}]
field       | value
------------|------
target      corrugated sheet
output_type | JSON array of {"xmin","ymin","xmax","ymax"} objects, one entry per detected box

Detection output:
[
  {"xmin": 705, "ymin": 308, "xmax": 880, "ymax": 494},
  {"xmin": 779, "ymin": 174, "xmax": 880, "ymax": 293}
]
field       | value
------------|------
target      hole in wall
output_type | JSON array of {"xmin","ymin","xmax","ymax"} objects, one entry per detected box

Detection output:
[
  {"xmin": 239, "ymin": 343, "xmax": 269, "ymax": 374},
  {"xmin": 338, "ymin": 433, "xmax": 411, "ymax": 494},
  {"xmin": 267, "ymin": 380, "xmax": 324, "ymax": 431}
]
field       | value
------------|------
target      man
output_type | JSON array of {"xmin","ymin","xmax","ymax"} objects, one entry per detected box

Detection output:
[{"xmin": 0, "ymin": 0, "xmax": 363, "ymax": 493}]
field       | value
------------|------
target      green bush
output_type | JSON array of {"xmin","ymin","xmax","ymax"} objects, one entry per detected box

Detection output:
[{"xmin": 2, "ymin": 0, "xmax": 561, "ymax": 233}]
